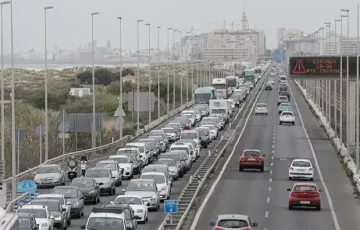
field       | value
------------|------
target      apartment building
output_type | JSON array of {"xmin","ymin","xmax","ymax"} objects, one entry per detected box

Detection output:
[
  {"xmin": 278, "ymin": 28, "xmax": 304, "ymax": 48},
  {"xmin": 203, "ymin": 29, "xmax": 262, "ymax": 62}
]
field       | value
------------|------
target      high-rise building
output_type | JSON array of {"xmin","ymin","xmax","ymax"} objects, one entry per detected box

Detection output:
[{"xmin": 278, "ymin": 28, "xmax": 304, "ymax": 48}]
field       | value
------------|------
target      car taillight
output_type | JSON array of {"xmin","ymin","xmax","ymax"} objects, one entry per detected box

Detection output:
[
  {"xmin": 214, "ymin": 228, "xmax": 225, "ymax": 230},
  {"xmin": 240, "ymin": 156, "xmax": 245, "ymax": 162}
]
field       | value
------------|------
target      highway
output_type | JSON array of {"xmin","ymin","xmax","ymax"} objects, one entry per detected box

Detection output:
[
  {"xmin": 191, "ymin": 74, "xmax": 360, "ymax": 230},
  {"xmin": 36, "ymin": 100, "xmax": 248, "ymax": 230}
]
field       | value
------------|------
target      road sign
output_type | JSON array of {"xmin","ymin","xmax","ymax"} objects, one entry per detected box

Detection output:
[
  {"xmin": 289, "ymin": 56, "xmax": 359, "ymax": 79},
  {"xmin": 164, "ymin": 200, "xmax": 178, "ymax": 213},
  {"xmin": 16, "ymin": 179, "xmax": 38, "ymax": 195},
  {"xmin": 57, "ymin": 111, "xmax": 69, "ymax": 123},
  {"xmin": 114, "ymin": 106, "xmax": 126, "ymax": 117}
]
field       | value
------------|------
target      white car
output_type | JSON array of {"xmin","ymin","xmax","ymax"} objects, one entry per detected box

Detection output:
[
  {"xmin": 125, "ymin": 143, "xmax": 150, "ymax": 166},
  {"xmin": 17, "ymin": 205, "xmax": 54, "ymax": 230},
  {"xmin": 35, "ymin": 194, "xmax": 71, "ymax": 226},
  {"xmin": 109, "ymin": 155, "xmax": 134, "ymax": 179},
  {"xmin": 201, "ymin": 124, "xmax": 218, "ymax": 140},
  {"xmin": 288, "ymin": 159, "xmax": 314, "ymax": 181},
  {"xmin": 82, "ymin": 208, "xmax": 127, "ymax": 230},
  {"xmin": 254, "ymin": 103, "xmax": 268, "ymax": 115},
  {"xmin": 95, "ymin": 160, "xmax": 122, "ymax": 186},
  {"xmin": 140, "ymin": 172, "xmax": 171, "ymax": 200},
  {"xmin": 210, "ymin": 214, "xmax": 258, "ymax": 230},
  {"xmin": 114, "ymin": 195, "xmax": 149, "ymax": 223},
  {"xmin": 279, "ymin": 111, "xmax": 295, "ymax": 125}
]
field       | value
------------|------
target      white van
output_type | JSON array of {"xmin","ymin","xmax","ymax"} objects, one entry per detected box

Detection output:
[
  {"xmin": 170, "ymin": 142, "xmax": 196, "ymax": 162},
  {"xmin": 125, "ymin": 143, "xmax": 149, "ymax": 166}
]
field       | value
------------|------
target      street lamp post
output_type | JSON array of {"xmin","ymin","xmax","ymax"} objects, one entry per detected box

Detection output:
[
  {"xmin": 340, "ymin": 15, "xmax": 345, "ymax": 144},
  {"xmin": 177, "ymin": 30, "xmax": 183, "ymax": 106},
  {"xmin": 44, "ymin": 6, "xmax": 53, "ymax": 160},
  {"xmin": 325, "ymin": 22, "xmax": 331, "ymax": 125},
  {"xmin": 334, "ymin": 18, "xmax": 341, "ymax": 138},
  {"xmin": 0, "ymin": 1, "xmax": 10, "ymax": 183},
  {"xmin": 166, "ymin": 28, "xmax": 172, "ymax": 114},
  {"xmin": 91, "ymin": 12, "xmax": 99, "ymax": 148},
  {"xmin": 172, "ymin": 29, "xmax": 177, "ymax": 110},
  {"xmin": 10, "ymin": 0, "xmax": 16, "ymax": 198},
  {"xmin": 136, "ymin": 20, "xmax": 143, "ymax": 131},
  {"xmin": 117, "ymin": 17, "xmax": 123, "ymax": 138},
  {"xmin": 356, "ymin": 4, "xmax": 360, "ymax": 173},
  {"xmin": 145, "ymin": 23, "xmax": 151, "ymax": 124},
  {"xmin": 157, "ymin": 26, "xmax": 161, "ymax": 119}
]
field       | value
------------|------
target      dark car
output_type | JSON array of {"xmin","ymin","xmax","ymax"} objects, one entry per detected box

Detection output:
[
  {"xmin": 196, "ymin": 127, "xmax": 210, "ymax": 147},
  {"xmin": 279, "ymin": 91, "xmax": 291, "ymax": 100},
  {"xmin": 265, "ymin": 83, "xmax": 272, "ymax": 90},
  {"xmin": 52, "ymin": 186, "xmax": 85, "ymax": 218},
  {"xmin": 102, "ymin": 202, "xmax": 141, "ymax": 230},
  {"xmin": 70, "ymin": 177, "xmax": 100, "ymax": 204},
  {"xmin": 18, "ymin": 212, "xmax": 38, "ymax": 230}
]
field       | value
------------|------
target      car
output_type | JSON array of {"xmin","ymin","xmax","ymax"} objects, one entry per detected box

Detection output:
[
  {"xmin": 95, "ymin": 160, "xmax": 122, "ymax": 186},
  {"xmin": 278, "ymin": 103, "xmax": 292, "ymax": 114},
  {"xmin": 254, "ymin": 103, "xmax": 268, "ymax": 115},
  {"xmin": 287, "ymin": 182, "xmax": 322, "ymax": 210},
  {"xmin": 17, "ymin": 205, "xmax": 54, "ymax": 230},
  {"xmin": 279, "ymin": 83, "xmax": 288, "ymax": 91},
  {"xmin": 29, "ymin": 199, "xmax": 67, "ymax": 230},
  {"xmin": 161, "ymin": 127, "xmax": 178, "ymax": 142},
  {"xmin": 288, "ymin": 159, "xmax": 314, "ymax": 181},
  {"xmin": 160, "ymin": 152, "xmax": 186, "ymax": 177},
  {"xmin": 109, "ymin": 155, "xmax": 134, "ymax": 179},
  {"xmin": 279, "ymin": 90, "xmax": 291, "ymax": 100},
  {"xmin": 85, "ymin": 167, "xmax": 116, "ymax": 195},
  {"xmin": 33, "ymin": 164, "xmax": 66, "ymax": 188},
  {"xmin": 201, "ymin": 124, "xmax": 218, "ymax": 140},
  {"xmin": 35, "ymin": 194, "xmax": 71, "ymax": 226},
  {"xmin": 279, "ymin": 111, "xmax": 295, "ymax": 125},
  {"xmin": 101, "ymin": 203, "xmax": 140, "ymax": 229},
  {"xmin": 18, "ymin": 212, "xmax": 38, "ymax": 230},
  {"xmin": 277, "ymin": 95, "xmax": 289, "ymax": 105},
  {"xmin": 181, "ymin": 112, "xmax": 196, "ymax": 126},
  {"xmin": 125, "ymin": 143, "xmax": 150, "ymax": 166},
  {"xmin": 81, "ymin": 207, "xmax": 127, "ymax": 230},
  {"xmin": 209, "ymin": 214, "xmax": 258, "ymax": 230},
  {"xmin": 154, "ymin": 159, "xmax": 179, "ymax": 181},
  {"xmin": 196, "ymin": 126, "xmax": 211, "ymax": 144},
  {"xmin": 268, "ymin": 79, "xmax": 275, "ymax": 85},
  {"xmin": 265, "ymin": 83, "xmax": 272, "ymax": 90},
  {"xmin": 114, "ymin": 195, "xmax": 149, "ymax": 223},
  {"xmin": 239, "ymin": 149, "xmax": 266, "ymax": 172},
  {"xmin": 180, "ymin": 130, "xmax": 201, "ymax": 148},
  {"xmin": 165, "ymin": 123, "xmax": 182, "ymax": 139},
  {"xmin": 170, "ymin": 142, "xmax": 196, "ymax": 162},
  {"xmin": 70, "ymin": 177, "xmax": 101, "ymax": 204},
  {"xmin": 137, "ymin": 138, "xmax": 160, "ymax": 159},
  {"xmin": 140, "ymin": 171, "xmax": 171, "ymax": 201},
  {"xmin": 52, "ymin": 186, "xmax": 85, "ymax": 218},
  {"xmin": 122, "ymin": 179, "xmax": 160, "ymax": 211}
]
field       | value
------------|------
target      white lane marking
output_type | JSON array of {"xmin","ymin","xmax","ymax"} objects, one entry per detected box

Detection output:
[
  {"xmin": 270, "ymin": 170, "xmax": 273, "ymax": 175},
  {"xmin": 267, "ymin": 197, "xmax": 270, "ymax": 203},
  {"xmin": 269, "ymin": 186, "xmax": 272, "ymax": 191},
  {"xmin": 188, "ymin": 79, "xmax": 267, "ymax": 230},
  {"xmin": 272, "ymin": 145, "xmax": 274, "ymax": 149},
  {"xmin": 270, "ymin": 162, "xmax": 273, "ymax": 167},
  {"xmin": 269, "ymin": 178, "xmax": 272, "ymax": 183},
  {"xmin": 289, "ymin": 81, "xmax": 340, "ymax": 230},
  {"xmin": 271, "ymin": 155, "xmax": 274, "ymax": 160},
  {"xmin": 265, "ymin": 211, "xmax": 269, "ymax": 218}
]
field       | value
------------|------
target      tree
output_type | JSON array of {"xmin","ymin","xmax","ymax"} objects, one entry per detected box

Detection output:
[
  {"xmin": 76, "ymin": 71, "xmax": 92, "ymax": 84},
  {"xmin": 122, "ymin": 68, "xmax": 135, "ymax": 77},
  {"xmin": 95, "ymin": 68, "xmax": 114, "ymax": 85}
]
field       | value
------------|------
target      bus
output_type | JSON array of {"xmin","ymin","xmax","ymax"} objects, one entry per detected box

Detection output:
[
  {"xmin": 194, "ymin": 87, "xmax": 216, "ymax": 104},
  {"xmin": 0, "ymin": 208, "xmax": 19, "ymax": 230},
  {"xmin": 225, "ymin": 76, "xmax": 237, "ymax": 93},
  {"xmin": 212, "ymin": 78, "xmax": 229, "ymax": 99},
  {"xmin": 244, "ymin": 69, "xmax": 255, "ymax": 84}
]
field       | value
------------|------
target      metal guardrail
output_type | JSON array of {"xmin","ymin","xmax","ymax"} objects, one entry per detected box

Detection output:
[
  {"xmin": 3, "ymin": 100, "xmax": 195, "ymax": 200},
  {"xmin": 5, "ymin": 192, "xmax": 29, "ymax": 213},
  {"xmin": 157, "ymin": 69, "xmax": 270, "ymax": 230}
]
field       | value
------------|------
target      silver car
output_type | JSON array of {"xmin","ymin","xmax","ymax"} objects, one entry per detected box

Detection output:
[
  {"xmin": 33, "ymin": 164, "xmax": 66, "ymax": 188},
  {"xmin": 30, "ymin": 199, "xmax": 67, "ymax": 230},
  {"xmin": 122, "ymin": 179, "xmax": 160, "ymax": 211},
  {"xmin": 277, "ymin": 95, "xmax": 289, "ymax": 105},
  {"xmin": 255, "ymin": 103, "xmax": 268, "ymax": 115},
  {"xmin": 95, "ymin": 160, "xmax": 122, "ymax": 186},
  {"xmin": 142, "ymin": 164, "xmax": 173, "ymax": 186},
  {"xmin": 35, "ymin": 194, "xmax": 71, "ymax": 226},
  {"xmin": 155, "ymin": 158, "xmax": 179, "ymax": 181},
  {"xmin": 169, "ymin": 150, "xmax": 192, "ymax": 171},
  {"xmin": 52, "ymin": 186, "xmax": 85, "ymax": 218},
  {"xmin": 85, "ymin": 167, "xmax": 116, "ymax": 195},
  {"xmin": 161, "ymin": 127, "xmax": 178, "ymax": 142}
]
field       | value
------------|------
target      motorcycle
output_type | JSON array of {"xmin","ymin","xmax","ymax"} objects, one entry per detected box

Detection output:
[{"xmin": 67, "ymin": 160, "xmax": 78, "ymax": 181}]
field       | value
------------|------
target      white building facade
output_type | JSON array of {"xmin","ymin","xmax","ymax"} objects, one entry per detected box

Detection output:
[{"xmin": 278, "ymin": 28, "xmax": 304, "ymax": 48}]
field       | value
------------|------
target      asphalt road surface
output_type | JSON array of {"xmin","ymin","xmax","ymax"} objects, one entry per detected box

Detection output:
[
  {"xmin": 36, "ymin": 102, "xmax": 247, "ymax": 230},
  {"xmin": 192, "ymin": 76, "xmax": 360, "ymax": 230}
]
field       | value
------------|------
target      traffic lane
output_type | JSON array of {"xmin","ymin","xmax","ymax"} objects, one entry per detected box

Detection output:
[
  {"xmin": 289, "ymin": 80, "xmax": 360, "ymax": 229},
  {"xmin": 266, "ymin": 119, "xmax": 335, "ymax": 230},
  {"xmin": 193, "ymin": 87, "xmax": 276, "ymax": 230}
]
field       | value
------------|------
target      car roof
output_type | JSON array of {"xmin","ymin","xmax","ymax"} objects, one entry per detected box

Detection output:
[
  {"xmin": 109, "ymin": 155, "xmax": 128, "ymax": 158},
  {"xmin": 293, "ymin": 182, "xmax": 317, "ymax": 187},
  {"xmin": 217, "ymin": 214, "xmax": 249, "ymax": 221},
  {"xmin": 37, "ymin": 194, "xmax": 64, "ymax": 198},
  {"xmin": 17, "ymin": 212, "xmax": 35, "ymax": 218},
  {"xmin": 19, "ymin": 205, "xmax": 46, "ymax": 209},
  {"xmin": 146, "ymin": 164, "xmax": 168, "ymax": 168},
  {"xmin": 243, "ymin": 149, "xmax": 261, "ymax": 152},
  {"xmin": 130, "ymin": 178, "xmax": 155, "ymax": 183},
  {"xmin": 181, "ymin": 130, "xmax": 197, "ymax": 133},
  {"xmin": 116, "ymin": 194, "xmax": 143, "ymax": 200},
  {"xmin": 119, "ymin": 147, "xmax": 139, "ymax": 151},
  {"xmin": 257, "ymin": 103, "xmax": 266, "ymax": 105},
  {"xmin": 126, "ymin": 142, "xmax": 145, "ymax": 146},
  {"xmin": 98, "ymin": 160, "xmax": 117, "ymax": 164},
  {"xmin": 88, "ymin": 167, "xmax": 110, "ymax": 171},
  {"xmin": 292, "ymin": 159, "xmax": 311, "ymax": 162},
  {"xmin": 141, "ymin": 171, "xmax": 165, "ymax": 177}
]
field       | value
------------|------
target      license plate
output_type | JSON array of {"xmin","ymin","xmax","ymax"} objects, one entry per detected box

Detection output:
[
  {"xmin": 297, "ymin": 169, "xmax": 305, "ymax": 171},
  {"xmin": 300, "ymin": 201, "xmax": 310, "ymax": 204},
  {"xmin": 248, "ymin": 158, "xmax": 256, "ymax": 161}
]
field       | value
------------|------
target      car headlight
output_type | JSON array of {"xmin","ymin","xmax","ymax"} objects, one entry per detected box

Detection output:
[
  {"xmin": 40, "ymin": 223, "xmax": 47, "ymax": 227},
  {"xmin": 151, "ymin": 195, "xmax": 157, "ymax": 200},
  {"xmin": 89, "ymin": 189, "xmax": 96, "ymax": 194},
  {"xmin": 73, "ymin": 202, "xmax": 79, "ymax": 207}
]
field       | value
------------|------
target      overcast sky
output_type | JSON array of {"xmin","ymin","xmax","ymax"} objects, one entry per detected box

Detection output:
[{"xmin": 1, "ymin": 0, "xmax": 359, "ymax": 53}]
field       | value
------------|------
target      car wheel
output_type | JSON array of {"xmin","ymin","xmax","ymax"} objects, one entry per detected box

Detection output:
[
  {"xmin": 97, "ymin": 195, "xmax": 101, "ymax": 203},
  {"xmin": 239, "ymin": 166, "xmax": 243, "ymax": 172},
  {"xmin": 145, "ymin": 215, "xmax": 148, "ymax": 222},
  {"xmin": 77, "ymin": 211, "xmax": 81, "ymax": 219},
  {"xmin": 279, "ymin": 122, "xmax": 282, "ymax": 125},
  {"xmin": 112, "ymin": 187, "xmax": 116, "ymax": 195},
  {"xmin": 109, "ymin": 189, "xmax": 112, "ymax": 196},
  {"xmin": 288, "ymin": 204, "xmax": 293, "ymax": 210},
  {"xmin": 316, "ymin": 205, "xmax": 321, "ymax": 211},
  {"xmin": 260, "ymin": 165, "xmax": 264, "ymax": 172},
  {"xmin": 67, "ymin": 218, "xmax": 71, "ymax": 225},
  {"xmin": 292, "ymin": 122, "xmax": 295, "ymax": 126},
  {"xmin": 255, "ymin": 113, "xmax": 257, "ymax": 115},
  {"xmin": 93, "ymin": 197, "xmax": 97, "ymax": 204}
]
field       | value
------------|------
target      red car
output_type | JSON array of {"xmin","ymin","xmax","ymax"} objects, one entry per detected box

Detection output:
[
  {"xmin": 239, "ymin": 149, "xmax": 265, "ymax": 172},
  {"xmin": 287, "ymin": 182, "xmax": 322, "ymax": 210}
]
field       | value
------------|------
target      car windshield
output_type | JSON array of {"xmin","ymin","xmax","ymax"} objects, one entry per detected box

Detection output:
[
  {"xmin": 38, "ymin": 166, "xmax": 59, "ymax": 174},
  {"xmin": 257, "ymin": 104, "xmax": 266, "ymax": 108},
  {"xmin": 86, "ymin": 169, "xmax": 110, "ymax": 178},
  {"xmin": 141, "ymin": 174, "xmax": 166, "ymax": 184},
  {"xmin": 127, "ymin": 146, "xmax": 145, "ymax": 153},
  {"xmin": 30, "ymin": 201, "xmax": 60, "ymax": 212},
  {"xmin": 124, "ymin": 154, "xmax": 137, "ymax": 162},
  {"xmin": 71, "ymin": 179, "xmax": 94, "ymax": 188},
  {"xmin": 244, "ymin": 151, "xmax": 261, "ymax": 156},
  {"xmin": 118, "ymin": 149, "xmax": 138, "ymax": 154},
  {"xmin": 180, "ymin": 133, "xmax": 197, "ymax": 139},
  {"xmin": 292, "ymin": 161, "xmax": 311, "ymax": 167},
  {"xmin": 294, "ymin": 185, "xmax": 317, "ymax": 191},
  {"xmin": 279, "ymin": 96, "xmax": 288, "ymax": 100},
  {"xmin": 52, "ymin": 188, "xmax": 78, "ymax": 198},
  {"xmin": 218, "ymin": 219, "xmax": 249, "ymax": 228},
  {"xmin": 19, "ymin": 218, "xmax": 32, "ymax": 230},
  {"xmin": 86, "ymin": 217, "xmax": 125, "ymax": 230},
  {"xmin": 17, "ymin": 208, "xmax": 47, "ymax": 219},
  {"xmin": 127, "ymin": 181, "xmax": 156, "ymax": 192},
  {"xmin": 97, "ymin": 163, "xmax": 116, "ymax": 171},
  {"xmin": 197, "ymin": 129, "xmax": 207, "ymax": 136},
  {"xmin": 182, "ymin": 114, "xmax": 192, "ymax": 120},
  {"xmin": 280, "ymin": 84, "xmax": 287, "ymax": 87},
  {"xmin": 115, "ymin": 197, "xmax": 143, "ymax": 205},
  {"xmin": 170, "ymin": 146, "xmax": 189, "ymax": 154},
  {"xmin": 162, "ymin": 128, "xmax": 174, "ymax": 133},
  {"xmin": 157, "ymin": 159, "xmax": 175, "ymax": 166},
  {"xmin": 282, "ymin": 112, "xmax": 293, "ymax": 116},
  {"xmin": 111, "ymin": 157, "xmax": 129, "ymax": 163},
  {"xmin": 280, "ymin": 103, "xmax": 291, "ymax": 108}
]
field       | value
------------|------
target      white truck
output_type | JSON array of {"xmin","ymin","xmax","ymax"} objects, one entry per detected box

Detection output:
[{"xmin": 209, "ymin": 99, "xmax": 232, "ymax": 118}]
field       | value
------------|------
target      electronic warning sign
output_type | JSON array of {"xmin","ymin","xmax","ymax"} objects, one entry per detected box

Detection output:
[{"xmin": 289, "ymin": 56, "xmax": 359, "ymax": 79}]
